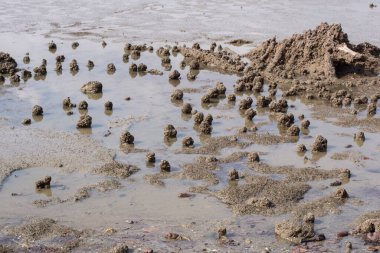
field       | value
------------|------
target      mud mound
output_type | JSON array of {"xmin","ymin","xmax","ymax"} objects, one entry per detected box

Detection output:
[
  {"xmin": 4, "ymin": 218, "xmax": 85, "ymax": 252},
  {"xmin": 353, "ymin": 210, "xmax": 380, "ymax": 234},
  {"xmin": 246, "ymin": 23, "xmax": 379, "ymax": 79},
  {"xmin": 93, "ymin": 161, "xmax": 139, "ymax": 179},
  {"xmin": 181, "ymin": 156, "xmax": 220, "ymax": 185},
  {"xmin": 216, "ymin": 175, "xmax": 310, "ymax": 215},
  {"xmin": 0, "ymin": 52, "xmax": 17, "ymax": 74}
]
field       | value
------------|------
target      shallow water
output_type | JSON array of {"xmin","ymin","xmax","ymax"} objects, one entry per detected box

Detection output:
[{"xmin": 0, "ymin": 1, "xmax": 380, "ymax": 252}]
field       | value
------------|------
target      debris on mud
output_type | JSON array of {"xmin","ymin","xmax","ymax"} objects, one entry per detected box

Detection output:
[{"xmin": 81, "ymin": 81, "xmax": 103, "ymax": 94}]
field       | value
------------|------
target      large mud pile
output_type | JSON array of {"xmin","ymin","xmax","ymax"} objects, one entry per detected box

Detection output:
[{"xmin": 246, "ymin": 23, "xmax": 379, "ymax": 79}]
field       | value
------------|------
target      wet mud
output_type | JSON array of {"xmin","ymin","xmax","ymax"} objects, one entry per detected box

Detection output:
[{"xmin": 0, "ymin": 16, "xmax": 379, "ymax": 253}]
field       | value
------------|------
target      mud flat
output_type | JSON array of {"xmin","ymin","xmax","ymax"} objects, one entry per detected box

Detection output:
[{"xmin": 0, "ymin": 20, "xmax": 379, "ymax": 252}]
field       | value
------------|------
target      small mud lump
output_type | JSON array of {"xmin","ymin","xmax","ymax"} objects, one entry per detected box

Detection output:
[
  {"xmin": 182, "ymin": 137, "xmax": 194, "ymax": 147},
  {"xmin": 288, "ymin": 124, "xmax": 300, "ymax": 136},
  {"xmin": 354, "ymin": 131, "xmax": 365, "ymax": 142},
  {"xmin": 248, "ymin": 152, "xmax": 260, "ymax": 162},
  {"xmin": 171, "ymin": 89, "xmax": 183, "ymax": 100},
  {"xmin": 229, "ymin": 169, "xmax": 239, "ymax": 181},
  {"xmin": 169, "ymin": 70, "xmax": 181, "ymax": 80},
  {"xmin": 199, "ymin": 121, "xmax": 213, "ymax": 134},
  {"xmin": 164, "ymin": 124, "xmax": 177, "ymax": 138},
  {"xmin": 120, "ymin": 131, "xmax": 135, "ymax": 144},
  {"xmin": 194, "ymin": 112, "xmax": 204, "ymax": 124},
  {"xmin": 228, "ymin": 94, "xmax": 236, "ymax": 102},
  {"xmin": 81, "ymin": 81, "xmax": 103, "ymax": 94},
  {"xmin": 76, "ymin": 115, "xmax": 92, "ymax": 128},
  {"xmin": 239, "ymin": 97, "xmax": 253, "ymax": 110},
  {"xmin": 105, "ymin": 101, "xmax": 113, "ymax": 110},
  {"xmin": 160, "ymin": 160, "xmax": 171, "ymax": 172},
  {"xmin": 35, "ymin": 176, "xmax": 52, "ymax": 189},
  {"xmin": 107, "ymin": 63, "xmax": 116, "ymax": 73},
  {"xmin": 146, "ymin": 152, "xmax": 156, "ymax": 163},
  {"xmin": 32, "ymin": 105, "xmax": 43, "ymax": 116},
  {"xmin": 297, "ymin": 144, "xmax": 307, "ymax": 152},
  {"xmin": 245, "ymin": 108, "xmax": 257, "ymax": 120},
  {"xmin": 312, "ymin": 135, "xmax": 328, "ymax": 152},
  {"xmin": 301, "ymin": 120, "xmax": 310, "ymax": 129},
  {"xmin": 22, "ymin": 118, "xmax": 31, "ymax": 125},
  {"xmin": 181, "ymin": 103, "xmax": 192, "ymax": 114},
  {"xmin": 78, "ymin": 100, "xmax": 88, "ymax": 110}
]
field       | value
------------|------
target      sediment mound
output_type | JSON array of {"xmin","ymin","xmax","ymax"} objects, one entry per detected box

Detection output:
[
  {"xmin": 246, "ymin": 23, "xmax": 379, "ymax": 79},
  {"xmin": 0, "ymin": 52, "xmax": 17, "ymax": 74}
]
